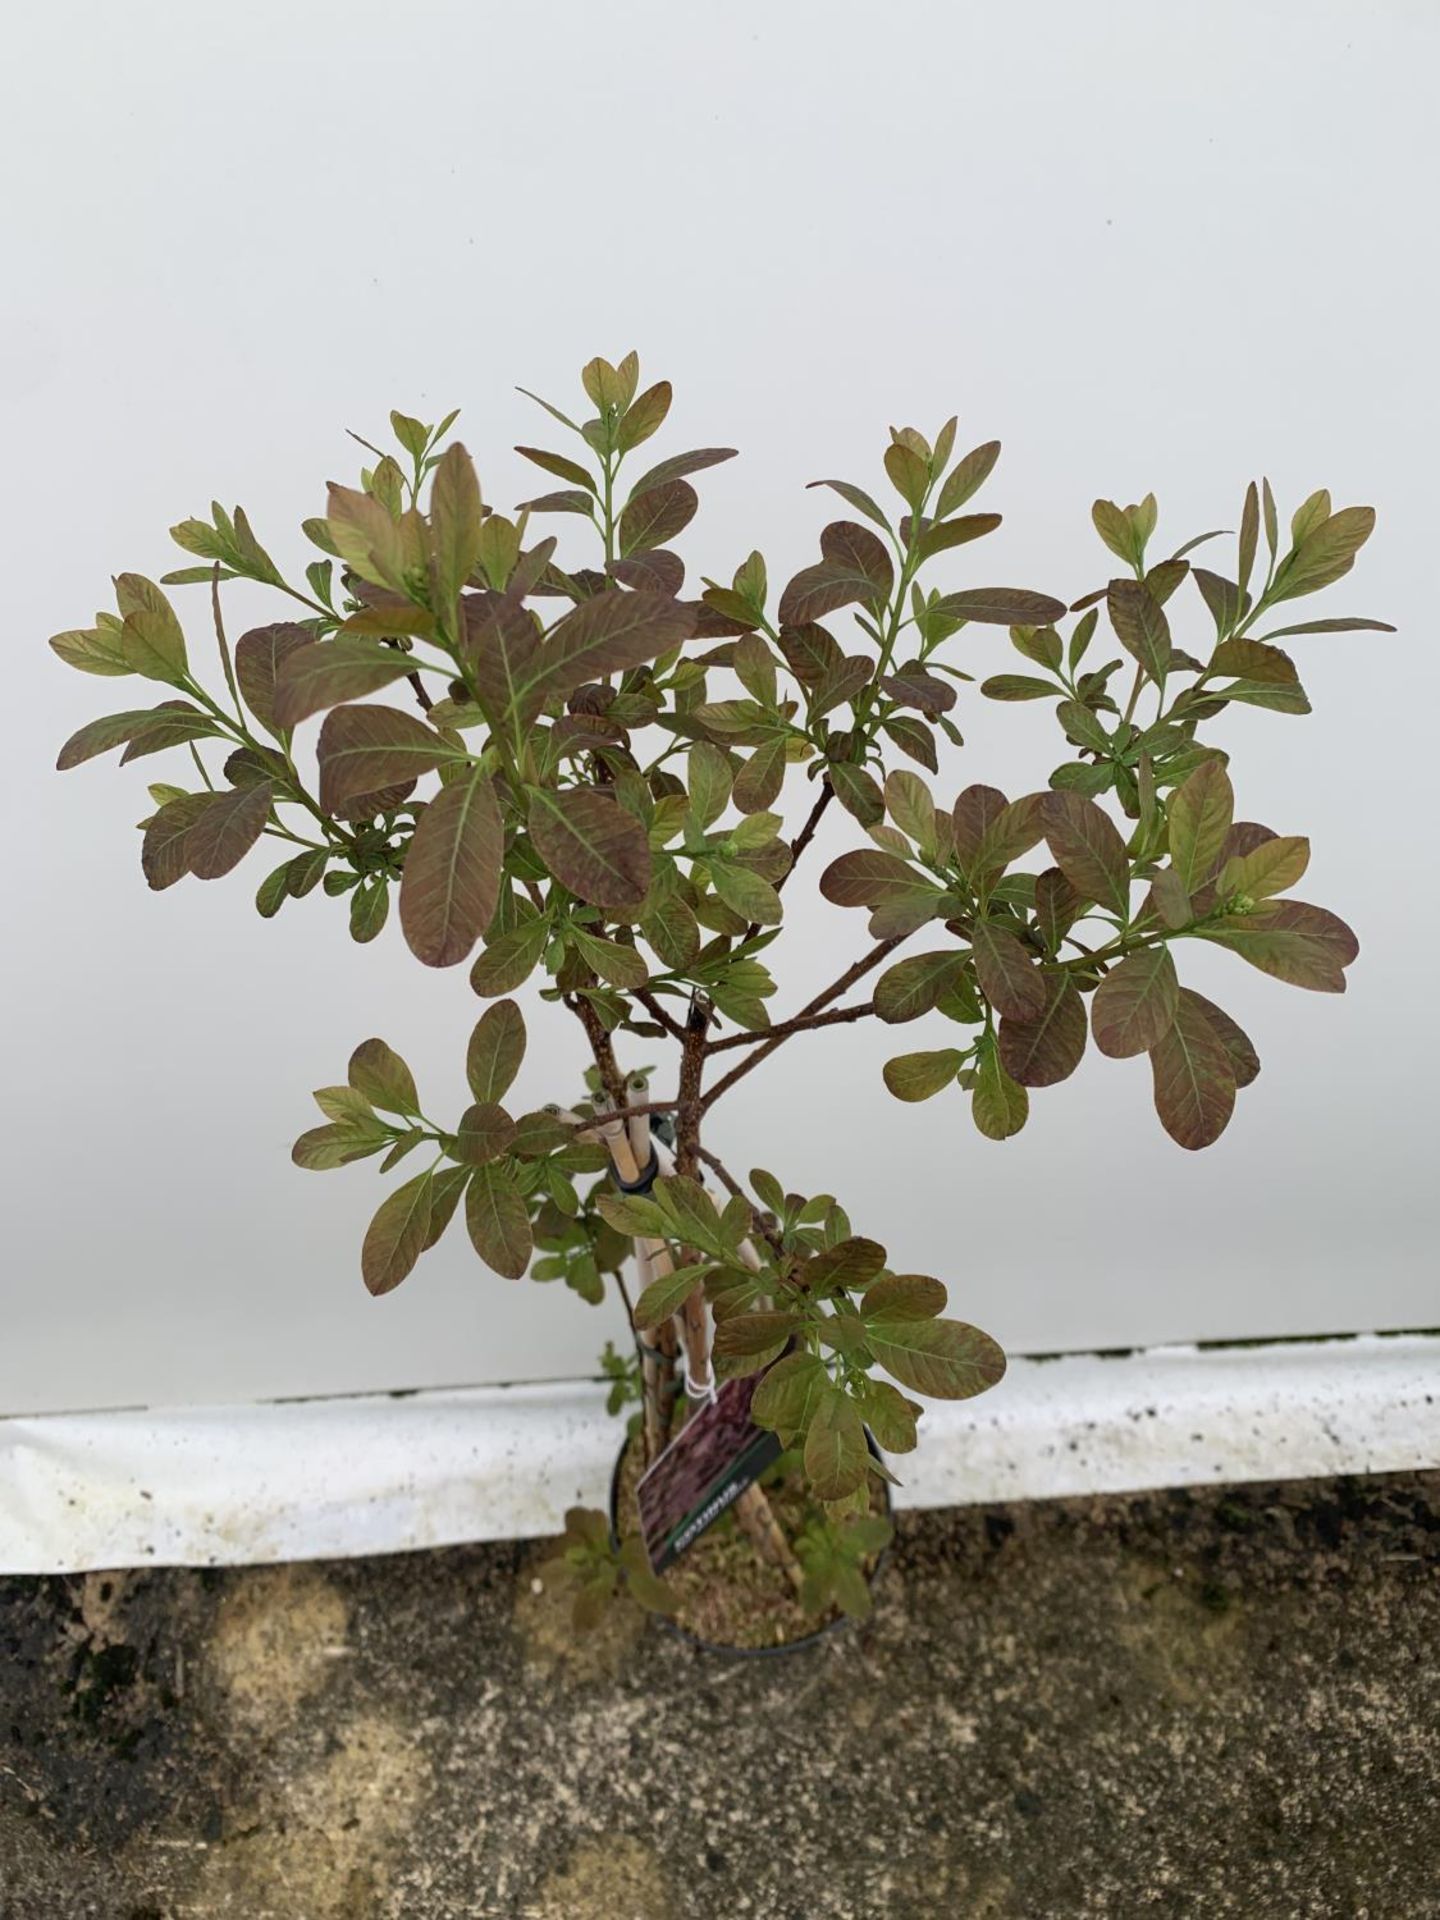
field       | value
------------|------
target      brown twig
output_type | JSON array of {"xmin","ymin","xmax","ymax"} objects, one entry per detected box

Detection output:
[
  {"xmin": 701, "ymin": 937, "xmax": 906, "ymax": 1110},
  {"xmin": 778, "ymin": 779, "xmax": 834, "ymax": 891},
  {"xmin": 673, "ymin": 993, "xmax": 711, "ymax": 1178},
  {"xmin": 565, "ymin": 994, "xmax": 627, "ymax": 1108},
  {"xmin": 696, "ymin": 1146, "xmax": 744, "ymax": 1199},
  {"xmin": 634, "ymin": 988, "xmax": 686, "ymax": 1042},
  {"xmin": 705, "ymin": 998, "xmax": 876, "ymax": 1054},
  {"xmin": 741, "ymin": 778, "xmax": 836, "ymax": 939}
]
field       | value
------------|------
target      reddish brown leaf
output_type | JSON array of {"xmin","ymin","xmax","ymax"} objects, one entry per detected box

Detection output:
[
  {"xmin": 316, "ymin": 705, "xmax": 458, "ymax": 813},
  {"xmin": 1091, "ymin": 947, "xmax": 1180, "ymax": 1058},
  {"xmin": 185, "ymin": 782, "xmax": 273, "ymax": 879},
  {"xmin": 1042, "ymin": 791, "xmax": 1131, "ymax": 917},
  {"xmin": 1197, "ymin": 900, "xmax": 1358, "ymax": 992},
  {"xmin": 398, "ymin": 767, "xmax": 504, "ymax": 967},
  {"xmin": 528, "ymin": 786, "xmax": 651, "ymax": 909},
  {"xmin": 970, "ymin": 922, "xmax": 1047, "ymax": 1021},
  {"xmin": 997, "ymin": 972, "xmax": 1087, "ymax": 1086},
  {"xmin": 1149, "ymin": 989, "xmax": 1236, "ymax": 1149},
  {"xmin": 234, "ymin": 623, "xmax": 312, "ymax": 730}
]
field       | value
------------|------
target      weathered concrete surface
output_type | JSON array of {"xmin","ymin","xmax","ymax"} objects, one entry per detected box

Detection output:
[{"xmin": 1, "ymin": 1471, "xmax": 1436, "ymax": 1919}]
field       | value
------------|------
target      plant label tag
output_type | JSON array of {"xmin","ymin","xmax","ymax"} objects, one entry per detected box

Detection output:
[{"xmin": 636, "ymin": 1374, "xmax": 783, "ymax": 1572}]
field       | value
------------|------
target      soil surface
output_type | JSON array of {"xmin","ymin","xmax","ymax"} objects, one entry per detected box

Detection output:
[{"xmin": 2, "ymin": 1470, "xmax": 1437, "ymax": 1918}]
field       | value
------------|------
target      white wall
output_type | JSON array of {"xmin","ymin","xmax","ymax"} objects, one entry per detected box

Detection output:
[{"xmin": 2, "ymin": 0, "xmax": 1436, "ymax": 1416}]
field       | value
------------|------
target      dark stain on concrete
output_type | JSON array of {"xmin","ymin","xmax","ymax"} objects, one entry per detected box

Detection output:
[{"xmin": 1, "ymin": 1472, "xmax": 1437, "ymax": 1917}]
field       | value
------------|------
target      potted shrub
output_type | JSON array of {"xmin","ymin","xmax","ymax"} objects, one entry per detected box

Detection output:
[{"xmin": 53, "ymin": 354, "xmax": 1383, "ymax": 1651}]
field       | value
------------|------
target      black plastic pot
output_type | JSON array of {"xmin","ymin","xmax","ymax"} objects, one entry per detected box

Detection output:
[{"xmin": 607, "ymin": 1431, "xmax": 893, "ymax": 1659}]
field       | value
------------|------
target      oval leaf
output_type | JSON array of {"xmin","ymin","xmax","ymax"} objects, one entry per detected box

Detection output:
[
  {"xmin": 398, "ymin": 767, "xmax": 504, "ymax": 967},
  {"xmin": 465, "ymin": 1162, "xmax": 532, "ymax": 1278},
  {"xmin": 361, "ymin": 1171, "xmax": 433, "ymax": 1297},
  {"xmin": 1090, "ymin": 947, "xmax": 1180, "ymax": 1059},
  {"xmin": 528, "ymin": 786, "xmax": 651, "ymax": 909},
  {"xmin": 186, "ymin": 782, "xmax": 273, "ymax": 879},
  {"xmin": 1149, "ymin": 988, "xmax": 1236, "ymax": 1149}
]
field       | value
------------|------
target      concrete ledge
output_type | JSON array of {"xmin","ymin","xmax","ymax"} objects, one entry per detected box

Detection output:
[{"xmin": 1, "ymin": 1334, "xmax": 1435, "ymax": 1573}]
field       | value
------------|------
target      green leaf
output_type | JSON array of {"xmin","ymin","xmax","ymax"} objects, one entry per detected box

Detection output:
[
  {"xmin": 618, "ymin": 481, "xmax": 696, "ymax": 555},
  {"xmin": 1210, "ymin": 637, "xmax": 1298, "ymax": 684},
  {"xmin": 752, "ymin": 1351, "xmax": 831, "ymax": 1442},
  {"xmin": 292, "ymin": 1121, "xmax": 389, "ymax": 1170},
  {"xmin": 1167, "ymin": 759, "xmax": 1234, "ymax": 893},
  {"xmin": 687, "ymin": 740, "xmax": 733, "ymax": 828},
  {"xmin": 515, "ymin": 444, "xmax": 595, "ymax": 491},
  {"xmin": 1042, "ymin": 791, "xmax": 1131, "ymax": 918},
  {"xmin": 454, "ymin": 1101, "xmax": 517, "ymax": 1165},
  {"xmin": 1107, "ymin": 579, "xmax": 1171, "ymax": 683},
  {"xmin": 633, "ymin": 1261, "xmax": 713, "ymax": 1331},
  {"xmin": 1254, "ymin": 616, "xmax": 1394, "ymax": 640},
  {"xmin": 615, "ymin": 380, "xmax": 672, "ymax": 452},
  {"xmin": 853, "ymin": 1377, "xmax": 921, "ymax": 1453},
  {"xmin": 595, "ymin": 1190, "xmax": 669, "ymax": 1239},
  {"xmin": 1092, "ymin": 499, "xmax": 1139, "ymax": 566},
  {"xmin": 861, "ymin": 1273, "xmax": 947, "ymax": 1322},
  {"xmin": 1148, "ymin": 988, "xmax": 1236, "ymax": 1149},
  {"xmin": 115, "ymin": 575, "xmax": 189, "ymax": 682},
  {"xmin": 429, "ymin": 442, "xmax": 485, "ymax": 612},
  {"xmin": 316, "ymin": 704, "xmax": 461, "ymax": 814},
  {"xmin": 996, "ymin": 971, "xmax": 1087, "ymax": 1086},
  {"xmin": 1219, "ymin": 833, "xmax": 1309, "ymax": 902},
  {"xmin": 49, "ymin": 621, "xmax": 135, "ymax": 678},
  {"xmin": 361, "ymin": 1171, "xmax": 434, "ymax": 1296},
  {"xmin": 972, "ymin": 1045, "xmax": 1029, "ymax": 1140},
  {"xmin": 528, "ymin": 786, "xmax": 651, "ymax": 910},
  {"xmin": 348, "ymin": 1038, "xmax": 420, "ymax": 1115},
  {"xmin": 1196, "ymin": 900, "xmax": 1357, "ymax": 992},
  {"xmin": 1273, "ymin": 506, "xmax": 1375, "ymax": 601},
  {"xmin": 711, "ymin": 1310, "xmax": 799, "ymax": 1368},
  {"xmin": 465, "ymin": 1162, "xmax": 533, "ymax": 1278},
  {"xmin": 627, "ymin": 447, "xmax": 737, "ymax": 497},
  {"xmin": 466, "ymin": 999, "xmax": 526, "ymax": 1102},
  {"xmin": 806, "ymin": 478, "xmax": 892, "ymax": 531},
  {"xmin": 639, "ymin": 894, "xmax": 701, "ymax": 971},
  {"xmin": 981, "ymin": 673, "xmax": 1056, "ymax": 702},
  {"xmin": 882, "ymin": 1048, "xmax": 963, "ymax": 1102},
  {"xmin": 828, "ymin": 761, "xmax": 885, "ymax": 827},
  {"xmin": 57, "ymin": 707, "xmax": 203, "ymax": 771},
  {"xmin": 709, "ymin": 860, "xmax": 783, "ymax": 926},
  {"xmin": 732, "ymin": 737, "xmax": 787, "ymax": 813},
  {"xmin": 866, "ymin": 1316, "xmax": 1006, "ymax": 1399},
  {"xmin": 917, "ymin": 512, "xmax": 1001, "ymax": 562},
  {"xmin": 570, "ymin": 926, "xmax": 648, "ymax": 988},
  {"xmin": 470, "ymin": 917, "xmax": 551, "ymax": 996},
  {"xmin": 398, "ymin": 767, "xmax": 504, "ymax": 967},
  {"xmin": 349, "ymin": 876, "xmax": 390, "ymax": 943},
  {"xmin": 874, "ymin": 950, "xmax": 964, "ymax": 1024},
  {"xmin": 935, "ymin": 441, "xmax": 1000, "ymax": 518},
  {"xmin": 970, "ymin": 922, "xmax": 1047, "ymax": 1021},
  {"xmin": 186, "ymin": 782, "xmax": 273, "ymax": 879},
  {"xmin": 1091, "ymin": 947, "xmax": 1180, "ymax": 1058},
  {"xmin": 804, "ymin": 1390, "xmax": 869, "ymax": 1502},
  {"xmin": 803, "ymin": 1237, "xmax": 887, "ymax": 1292}
]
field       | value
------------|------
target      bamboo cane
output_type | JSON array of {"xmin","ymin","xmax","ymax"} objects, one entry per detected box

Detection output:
[
  {"xmin": 585, "ymin": 1105, "xmax": 680, "ymax": 1462},
  {"xmin": 648, "ymin": 1139, "xmax": 804, "ymax": 1592}
]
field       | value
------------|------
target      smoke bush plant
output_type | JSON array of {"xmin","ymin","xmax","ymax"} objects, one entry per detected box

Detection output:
[{"xmin": 53, "ymin": 354, "xmax": 1384, "ymax": 1629}]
